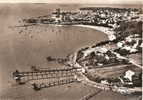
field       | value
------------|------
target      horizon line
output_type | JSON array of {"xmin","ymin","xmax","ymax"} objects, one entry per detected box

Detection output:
[{"xmin": 0, "ymin": 0, "xmax": 142, "ymax": 4}]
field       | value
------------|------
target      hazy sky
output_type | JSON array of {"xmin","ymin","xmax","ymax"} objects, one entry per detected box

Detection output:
[{"xmin": 0, "ymin": 0, "xmax": 142, "ymax": 4}]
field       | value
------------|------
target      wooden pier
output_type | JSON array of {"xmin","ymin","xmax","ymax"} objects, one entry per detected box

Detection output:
[
  {"xmin": 31, "ymin": 76, "xmax": 78, "ymax": 90},
  {"xmin": 12, "ymin": 67, "xmax": 80, "ymax": 90}
]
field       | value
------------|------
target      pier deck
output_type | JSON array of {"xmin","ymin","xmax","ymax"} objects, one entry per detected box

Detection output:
[{"xmin": 12, "ymin": 67, "xmax": 80, "ymax": 90}]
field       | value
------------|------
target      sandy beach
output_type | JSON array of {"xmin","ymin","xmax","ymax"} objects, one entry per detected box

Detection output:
[{"xmin": 73, "ymin": 24, "xmax": 116, "ymax": 40}]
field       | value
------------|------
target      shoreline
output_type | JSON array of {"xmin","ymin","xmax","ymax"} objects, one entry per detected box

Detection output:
[
  {"xmin": 72, "ymin": 24, "xmax": 116, "ymax": 41},
  {"xmin": 68, "ymin": 24, "xmax": 142, "ymax": 93}
]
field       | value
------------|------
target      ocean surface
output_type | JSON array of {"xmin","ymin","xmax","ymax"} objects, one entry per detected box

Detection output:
[{"xmin": 0, "ymin": 4, "xmax": 140, "ymax": 100}]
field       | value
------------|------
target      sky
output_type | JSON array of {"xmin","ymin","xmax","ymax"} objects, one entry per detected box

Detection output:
[{"xmin": 0, "ymin": 0, "xmax": 142, "ymax": 4}]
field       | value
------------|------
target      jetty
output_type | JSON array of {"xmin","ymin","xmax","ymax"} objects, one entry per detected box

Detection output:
[{"xmin": 12, "ymin": 67, "xmax": 80, "ymax": 90}]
